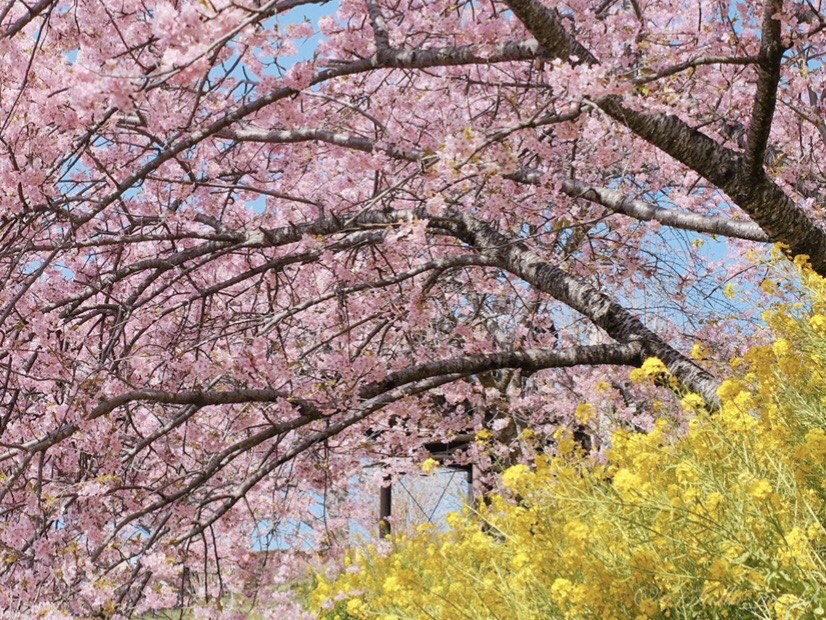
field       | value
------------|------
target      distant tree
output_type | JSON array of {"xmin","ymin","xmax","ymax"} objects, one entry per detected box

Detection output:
[{"xmin": 0, "ymin": 0, "xmax": 823, "ymax": 615}]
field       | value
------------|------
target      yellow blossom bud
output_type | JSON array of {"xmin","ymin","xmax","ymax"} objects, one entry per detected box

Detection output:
[
  {"xmin": 691, "ymin": 343, "xmax": 708, "ymax": 360},
  {"xmin": 810, "ymin": 314, "xmax": 826, "ymax": 333},
  {"xmin": 501, "ymin": 464, "xmax": 531, "ymax": 490},
  {"xmin": 772, "ymin": 338, "xmax": 792, "ymax": 357},
  {"xmin": 794, "ymin": 254, "xmax": 812, "ymax": 270},
  {"xmin": 574, "ymin": 403, "xmax": 595, "ymax": 424},
  {"xmin": 748, "ymin": 478, "xmax": 773, "ymax": 501},
  {"xmin": 681, "ymin": 393, "xmax": 706, "ymax": 411},
  {"xmin": 421, "ymin": 457, "xmax": 439, "ymax": 474}
]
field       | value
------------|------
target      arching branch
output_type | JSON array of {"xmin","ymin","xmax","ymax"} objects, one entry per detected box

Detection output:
[
  {"xmin": 360, "ymin": 342, "xmax": 643, "ymax": 398},
  {"xmin": 560, "ymin": 179, "xmax": 768, "ymax": 242},
  {"xmin": 220, "ymin": 127, "xmax": 770, "ymax": 243},
  {"xmin": 89, "ymin": 388, "xmax": 323, "ymax": 420},
  {"xmin": 433, "ymin": 212, "xmax": 721, "ymax": 403}
]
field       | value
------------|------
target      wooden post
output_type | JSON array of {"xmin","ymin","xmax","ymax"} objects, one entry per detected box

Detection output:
[
  {"xmin": 379, "ymin": 478, "xmax": 392, "ymax": 538},
  {"xmin": 465, "ymin": 463, "xmax": 474, "ymax": 505}
]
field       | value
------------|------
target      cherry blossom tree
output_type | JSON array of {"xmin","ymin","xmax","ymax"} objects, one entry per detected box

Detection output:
[{"xmin": 0, "ymin": 0, "xmax": 823, "ymax": 615}]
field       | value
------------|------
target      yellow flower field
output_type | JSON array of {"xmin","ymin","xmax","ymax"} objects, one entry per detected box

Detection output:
[{"xmin": 312, "ymin": 261, "xmax": 826, "ymax": 620}]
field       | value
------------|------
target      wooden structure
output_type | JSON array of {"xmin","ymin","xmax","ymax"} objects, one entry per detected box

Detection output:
[{"xmin": 378, "ymin": 436, "xmax": 474, "ymax": 537}]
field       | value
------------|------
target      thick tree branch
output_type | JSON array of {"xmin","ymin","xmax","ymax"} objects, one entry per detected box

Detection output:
[
  {"xmin": 437, "ymin": 213, "xmax": 721, "ymax": 404},
  {"xmin": 560, "ymin": 179, "xmax": 769, "ymax": 242},
  {"xmin": 2, "ymin": 0, "xmax": 54, "ymax": 38},
  {"xmin": 365, "ymin": 0, "xmax": 391, "ymax": 52},
  {"xmin": 501, "ymin": 0, "xmax": 597, "ymax": 65},
  {"xmin": 632, "ymin": 55, "xmax": 760, "ymax": 85},
  {"xmin": 89, "ymin": 388, "xmax": 323, "ymax": 420},
  {"xmin": 361, "ymin": 342, "xmax": 643, "ymax": 399},
  {"xmin": 220, "ymin": 108, "xmax": 582, "ymax": 159},
  {"xmin": 0, "ymin": 388, "xmax": 325, "ymax": 462},
  {"xmin": 219, "ymin": 127, "xmax": 423, "ymax": 161},
  {"xmin": 88, "ymin": 345, "xmax": 642, "ymax": 435},
  {"xmin": 742, "ymin": 0, "xmax": 786, "ymax": 178}
]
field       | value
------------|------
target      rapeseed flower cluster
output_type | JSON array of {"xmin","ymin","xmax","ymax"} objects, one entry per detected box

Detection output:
[{"xmin": 312, "ymin": 259, "xmax": 826, "ymax": 620}]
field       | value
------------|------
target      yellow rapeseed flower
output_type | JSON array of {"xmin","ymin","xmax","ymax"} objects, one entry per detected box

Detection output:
[
  {"xmin": 811, "ymin": 314, "xmax": 826, "ymax": 333},
  {"xmin": 613, "ymin": 468, "xmax": 644, "ymax": 497},
  {"xmin": 574, "ymin": 403, "xmax": 595, "ymax": 424},
  {"xmin": 501, "ymin": 464, "xmax": 531, "ymax": 490},
  {"xmin": 691, "ymin": 343, "xmax": 708, "ymax": 360},
  {"xmin": 313, "ymin": 273, "xmax": 826, "ymax": 620},
  {"xmin": 773, "ymin": 338, "xmax": 792, "ymax": 357},
  {"xmin": 748, "ymin": 478, "xmax": 773, "ymax": 501},
  {"xmin": 681, "ymin": 393, "xmax": 706, "ymax": 411}
]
